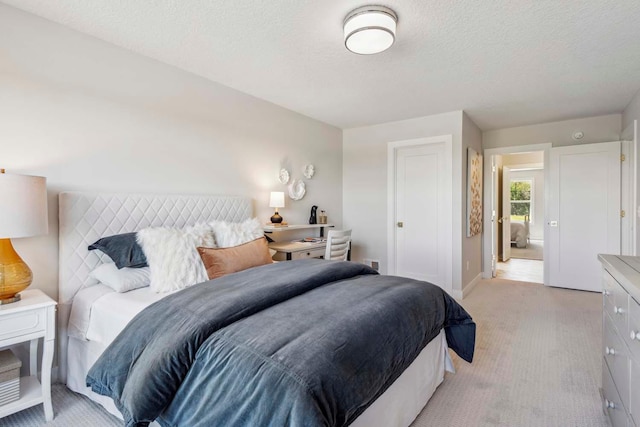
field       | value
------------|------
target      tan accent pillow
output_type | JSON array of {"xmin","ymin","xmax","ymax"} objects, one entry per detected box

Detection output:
[{"xmin": 197, "ymin": 237, "xmax": 273, "ymax": 280}]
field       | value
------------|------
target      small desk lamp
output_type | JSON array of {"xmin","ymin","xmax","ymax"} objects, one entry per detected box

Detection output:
[
  {"xmin": 269, "ymin": 191, "xmax": 285, "ymax": 224},
  {"xmin": 0, "ymin": 169, "xmax": 48, "ymax": 304}
]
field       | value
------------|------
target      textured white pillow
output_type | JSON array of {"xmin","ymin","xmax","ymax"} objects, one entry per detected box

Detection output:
[
  {"xmin": 89, "ymin": 263, "xmax": 150, "ymax": 293},
  {"xmin": 137, "ymin": 223, "xmax": 216, "ymax": 293},
  {"xmin": 211, "ymin": 218, "xmax": 264, "ymax": 248}
]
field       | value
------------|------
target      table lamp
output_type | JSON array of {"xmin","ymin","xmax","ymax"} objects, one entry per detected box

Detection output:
[
  {"xmin": 0, "ymin": 170, "xmax": 48, "ymax": 304},
  {"xmin": 269, "ymin": 191, "xmax": 285, "ymax": 224}
]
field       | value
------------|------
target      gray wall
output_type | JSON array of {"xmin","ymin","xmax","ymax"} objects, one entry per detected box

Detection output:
[{"xmin": 0, "ymin": 4, "xmax": 343, "ymax": 301}]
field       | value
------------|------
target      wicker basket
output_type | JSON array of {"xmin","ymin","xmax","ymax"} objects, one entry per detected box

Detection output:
[{"xmin": 0, "ymin": 350, "xmax": 21, "ymax": 406}]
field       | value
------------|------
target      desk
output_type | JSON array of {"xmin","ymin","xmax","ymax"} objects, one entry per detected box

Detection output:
[
  {"xmin": 263, "ymin": 224, "xmax": 334, "ymax": 237},
  {"xmin": 269, "ymin": 240, "xmax": 326, "ymax": 261}
]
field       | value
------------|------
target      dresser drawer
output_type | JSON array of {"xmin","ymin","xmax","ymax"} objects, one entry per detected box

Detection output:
[
  {"xmin": 604, "ymin": 271, "xmax": 619, "ymax": 314},
  {"xmin": 604, "ymin": 360, "xmax": 630, "ymax": 427},
  {"xmin": 605, "ymin": 314, "xmax": 630, "ymax": 411},
  {"xmin": 628, "ymin": 296, "xmax": 640, "ymax": 361},
  {"xmin": 630, "ymin": 357, "xmax": 640, "ymax": 427},
  {"xmin": 291, "ymin": 248, "xmax": 325, "ymax": 260},
  {"xmin": 605, "ymin": 272, "xmax": 630, "ymax": 336},
  {"xmin": 0, "ymin": 308, "xmax": 46, "ymax": 342}
]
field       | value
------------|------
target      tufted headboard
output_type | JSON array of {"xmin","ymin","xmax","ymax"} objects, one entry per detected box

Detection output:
[{"xmin": 57, "ymin": 191, "xmax": 253, "ymax": 381}]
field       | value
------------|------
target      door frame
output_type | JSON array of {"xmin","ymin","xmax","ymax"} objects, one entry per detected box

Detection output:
[
  {"xmin": 387, "ymin": 135, "xmax": 453, "ymax": 293},
  {"xmin": 482, "ymin": 143, "xmax": 552, "ymax": 284}
]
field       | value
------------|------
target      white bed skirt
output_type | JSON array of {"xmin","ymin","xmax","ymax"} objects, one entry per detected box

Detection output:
[{"xmin": 67, "ymin": 330, "xmax": 452, "ymax": 427}]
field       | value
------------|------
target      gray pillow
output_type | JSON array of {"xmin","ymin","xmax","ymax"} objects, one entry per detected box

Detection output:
[{"xmin": 88, "ymin": 232, "xmax": 148, "ymax": 269}]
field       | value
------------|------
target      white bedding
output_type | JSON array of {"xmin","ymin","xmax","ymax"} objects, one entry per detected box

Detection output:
[{"xmin": 69, "ymin": 284, "xmax": 174, "ymax": 344}]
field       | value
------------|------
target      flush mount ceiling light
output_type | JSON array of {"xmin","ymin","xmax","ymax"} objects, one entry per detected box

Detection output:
[{"xmin": 344, "ymin": 5, "xmax": 398, "ymax": 55}]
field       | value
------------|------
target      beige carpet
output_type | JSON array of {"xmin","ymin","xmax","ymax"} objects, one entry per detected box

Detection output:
[
  {"xmin": 411, "ymin": 278, "xmax": 609, "ymax": 427},
  {"xmin": 2, "ymin": 278, "xmax": 609, "ymax": 427}
]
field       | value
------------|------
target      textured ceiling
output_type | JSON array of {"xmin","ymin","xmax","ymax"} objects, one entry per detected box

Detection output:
[{"xmin": 3, "ymin": 0, "xmax": 640, "ymax": 130}]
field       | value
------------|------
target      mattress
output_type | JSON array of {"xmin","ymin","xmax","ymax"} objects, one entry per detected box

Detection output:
[{"xmin": 67, "ymin": 285, "xmax": 454, "ymax": 427}]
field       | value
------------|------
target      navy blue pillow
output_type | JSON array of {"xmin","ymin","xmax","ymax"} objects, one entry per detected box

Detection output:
[{"xmin": 88, "ymin": 232, "xmax": 148, "ymax": 269}]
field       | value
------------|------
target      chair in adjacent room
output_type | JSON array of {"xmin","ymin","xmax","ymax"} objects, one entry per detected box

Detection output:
[{"xmin": 324, "ymin": 229, "xmax": 352, "ymax": 261}]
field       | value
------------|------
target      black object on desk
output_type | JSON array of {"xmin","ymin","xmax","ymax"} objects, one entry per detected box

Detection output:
[{"xmin": 309, "ymin": 205, "xmax": 318, "ymax": 224}]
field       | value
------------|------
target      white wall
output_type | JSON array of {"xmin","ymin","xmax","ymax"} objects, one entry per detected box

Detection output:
[
  {"xmin": 343, "ymin": 110, "xmax": 479, "ymax": 295},
  {"xmin": 0, "ymin": 4, "xmax": 343, "ymax": 301},
  {"xmin": 623, "ymin": 89, "xmax": 640, "ymax": 132},
  {"xmin": 483, "ymin": 114, "xmax": 621, "ymax": 149},
  {"xmin": 509, "ymin": 169, "xmax": 544, "ymax": 240}
]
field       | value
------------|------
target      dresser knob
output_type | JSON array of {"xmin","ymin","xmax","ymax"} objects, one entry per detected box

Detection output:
[
  {"xmin": 614, "ymin": 306, "xmax": 625, "ymax": 315},
  {"xmin": 632, "ymin": 330, "xmax": 639, "ymax": 341},
  {"xmin": 607, "ymin": 400, "xmax": 616, "ymax": 409},
  {"xmin": 605, "ymin": 346, "xmax": 616, "ymax": 356},
  {"xmin": 603, "ymin": 290, "xmax": 610, "ymax": 296}
]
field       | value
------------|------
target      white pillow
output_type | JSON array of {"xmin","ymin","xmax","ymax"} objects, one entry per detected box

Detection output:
[
  {"xmin": 89, "ymin": 263, "xmax": 150, "ymax": 293},
  {"xmin": 211, "ymin": 218, "xmax": 264, "ymax": 248},
  {"xmin": 137, "ymin": 223, "xmax": 215, "ymax": 293}
]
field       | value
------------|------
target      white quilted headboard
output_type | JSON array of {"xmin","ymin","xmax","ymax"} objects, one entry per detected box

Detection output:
[{"xmin": 57, "ymin": 191, "xmax": 252, "ymax": 381}]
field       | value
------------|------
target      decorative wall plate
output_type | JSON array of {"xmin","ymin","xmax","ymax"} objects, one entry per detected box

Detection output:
[
  {"xmin": 278, "ymin": 168, "xmax": 290, "ymax": 184},
  {"xmin": 288, "ymin": 179, "xmax": 306, "ymax": 200},
  {"xmin": 303, "ymin": 164, "xmax": 315, "ymax": 179}
]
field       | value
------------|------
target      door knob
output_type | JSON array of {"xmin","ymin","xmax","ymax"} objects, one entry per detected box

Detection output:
[{"xmin": 397, "ymin": 222, "xmax": 404, "ymax": 228}]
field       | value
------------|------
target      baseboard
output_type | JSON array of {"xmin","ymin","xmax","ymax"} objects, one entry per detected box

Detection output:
[{"xmin": 452, "ymin": 272, "xmax": 482, "ymax": 300}]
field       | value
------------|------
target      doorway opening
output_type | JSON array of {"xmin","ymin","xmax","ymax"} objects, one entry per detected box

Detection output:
[{"xmin": 494, "ymin": 151, "xmax": 545, "ymax": 284}]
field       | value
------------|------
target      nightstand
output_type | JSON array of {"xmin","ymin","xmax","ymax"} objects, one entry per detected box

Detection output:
[{"xmin": 0, "ymin": 289, "xmax": 56, "ymax": 421}]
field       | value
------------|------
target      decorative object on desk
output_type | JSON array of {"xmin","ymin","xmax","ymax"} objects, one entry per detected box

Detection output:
[
  {"xmin": 303, "ymin": 164, "xmax": 315, "ymax": 179},
  {"xmin": 0, "ymin": 170, "xmax": 48, "ymax": 304},
  {"xmin": 466, "ymin": 148, "xmax": 483, "ymax": 237},
  {"xmin": 287, "ymin": 179, "xmax": 306, "ymax": 201},
  {"xmin": 278, "ymin": 168, "xmax": 290, "ymax": 184},
  {"xmin": 309, "ymin": 205, "xmax": 318, "ymax": 224},
  {"xmin": 319, "ymin": 210, "xmax": 327, "ymax": 224},
  {"xmin": 269, "ymin": 191, "xmax": 285, "ymax": 224}
]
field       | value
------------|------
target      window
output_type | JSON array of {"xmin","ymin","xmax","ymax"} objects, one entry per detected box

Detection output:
[{"xmin": 510, "ymin": 179, "xmax": 533, "ymax": 222}]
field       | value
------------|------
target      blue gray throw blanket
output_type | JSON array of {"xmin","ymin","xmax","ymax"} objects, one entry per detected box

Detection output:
[{"xmin": 87, "ymin": 260, "xmax": 475, "ymax": 427}]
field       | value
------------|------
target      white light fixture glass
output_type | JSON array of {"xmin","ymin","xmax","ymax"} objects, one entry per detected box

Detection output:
[
  {"xmin": 269, "ymin": 191, "xmax": 285, "ymax": 224},
  {"xmin": 0, "ymin": 170, "xmax": 48, "ymax": 304},
  {"xmin": 344, "ymin": 6, "xmax": 398, "ymax": 55}
]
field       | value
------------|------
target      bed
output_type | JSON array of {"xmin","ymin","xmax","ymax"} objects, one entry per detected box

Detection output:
[
  {"xmin": 510, "ymin": 215, "xmax": 530, "ymax": 248},
  {"xmin": 59, "ymin": 192, "xmax": 475, "ymax": 427}
]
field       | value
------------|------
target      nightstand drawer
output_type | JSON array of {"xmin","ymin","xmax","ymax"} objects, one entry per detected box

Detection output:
[
  {"xmin": 0, "ymin": 309, "xmax": 45, "ymax": 341},
  {"xmin": 291, "ymin": 248, "xmax": 325, "ymax": 260}
]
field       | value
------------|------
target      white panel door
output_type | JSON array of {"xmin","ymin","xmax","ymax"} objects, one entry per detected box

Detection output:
[
  {"xmin": 395, "ymin": 143, "xmax": 447, "ymax": 287},
  {"xmin": 491, "ymin": 156, "xmax": 499, "ymax": 277},
  {"xmin": 501, "ymin": 166, "xmax": 512, "ymax": 261},
  {"xmin": 548, "ymin": 142, "xmax": 621, "ymax": 292}
]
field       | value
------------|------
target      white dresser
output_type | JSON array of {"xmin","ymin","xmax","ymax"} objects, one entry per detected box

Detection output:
[{"xmin": 599, "ymin": 255, "xmax": 640, "ymax": 427}]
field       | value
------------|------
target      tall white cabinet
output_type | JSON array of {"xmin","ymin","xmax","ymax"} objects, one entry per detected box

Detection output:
[{"xmin": 599, "ymin": 255, "xmax": 640, "ymax": 427}]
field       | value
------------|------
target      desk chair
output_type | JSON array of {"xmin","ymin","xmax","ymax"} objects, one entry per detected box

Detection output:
[{"xmin": 324, "ymin": 229, "xmax": 352, "ymax": 261}]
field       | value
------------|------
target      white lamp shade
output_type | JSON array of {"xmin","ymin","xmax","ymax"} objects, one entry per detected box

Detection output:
[
  {"xmin": 269, "ymin": 191, "xmax": 285, "ymax": 208},
  {"xmin": 0, "ymin": 173, "xmax": 48, "ymax": 238},
  {"xmin": 344, "ymin": 6, "xmax": 397, "ymax": 55}
]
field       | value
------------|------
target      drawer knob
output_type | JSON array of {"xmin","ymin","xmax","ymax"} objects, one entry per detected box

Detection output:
[
  {"xmin": 603, "ymin": 290, "xmax": 610, "ymax": 296},
  {"xmin": 631, "ymin": 330, "xmax": 639, "ymax": 341},
  {"xmin": 605, "ymin": 399, "xmax": 616, "ymax": 409},
  {"xmin": 605, "ymin": 346, "xmax": 616, "ymax": 356},
  {"xmin": 614, "ymin": 306, "xmax": 625, "ymax": 315}
]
